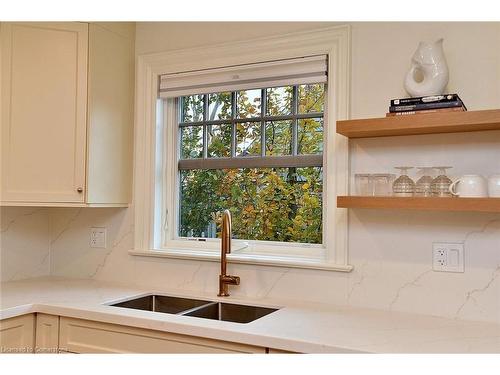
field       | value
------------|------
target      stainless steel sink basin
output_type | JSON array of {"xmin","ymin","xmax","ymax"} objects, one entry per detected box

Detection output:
[
  {"xmin": 109, "ymin": 295, "xmax": 279, "ymax": 323},
  {"xmin": 111, "ymin": 295, "xmax": 212, "ymax": 314},
  {"xmin": 184, "ymin": 302, "xmax": 278, "ymax": 323}
]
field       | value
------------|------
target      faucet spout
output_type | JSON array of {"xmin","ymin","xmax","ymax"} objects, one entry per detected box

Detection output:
[{"xmin": 218, "ymin": 210, "xmax": 240, "ymax": 297}]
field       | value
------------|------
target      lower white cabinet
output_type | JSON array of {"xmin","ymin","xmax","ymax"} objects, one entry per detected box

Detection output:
[
  {"xmin": 0, "ymin": 314, "xmax": 35, "ymax": 353},
  {"xmin": 59, "ymin": 317, "xmax": 266, "ymax": 354},
  {"xmin": 35, "ymin": 314, "xmax": 60, "ymax": 353},
  {"xmin": 0, "ymin": 314, "xmax": 295, "ymax": 354}
]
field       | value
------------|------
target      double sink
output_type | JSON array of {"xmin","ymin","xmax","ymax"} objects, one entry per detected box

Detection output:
[{"xmin": 109, "ymin": 295, "xmax": 278, "ymax": 324}]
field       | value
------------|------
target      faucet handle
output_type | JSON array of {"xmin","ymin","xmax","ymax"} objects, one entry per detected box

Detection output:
[
  {"xmin": 221, "ymin": 275, "xmax": 240, "ymax": 285},
  {"xmin": 232, "ymin": 275, "xmax": 241, "ymax": 285}
]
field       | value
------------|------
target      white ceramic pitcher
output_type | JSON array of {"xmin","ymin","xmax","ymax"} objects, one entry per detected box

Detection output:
[{"xmin": 404, "ymin": 39, "xmax": 449, "ymax": 97}]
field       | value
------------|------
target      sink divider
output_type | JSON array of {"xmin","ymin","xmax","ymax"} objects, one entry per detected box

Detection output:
[{"xmin": 177, "ymin": 301, "xmax": 218, "ymax": 316}]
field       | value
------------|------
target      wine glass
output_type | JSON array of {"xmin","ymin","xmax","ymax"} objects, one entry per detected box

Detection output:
[
  {"xmin": 431, "ymin": 166, "xmax": 453, "ymax": 197},
  {"xmin": 415, "ymin": 167, "xmax": 435, "ymax": 197},
  {"xmin": 392, "ymin": 167, "xmax": 415, "ymax": 197}
]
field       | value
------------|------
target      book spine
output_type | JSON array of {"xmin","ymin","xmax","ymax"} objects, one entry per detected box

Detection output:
[
  {"xmin": 385, "ymin": 107, "xmax": 465, "ymax": 117},
  {"xmin": 389, "ymin": 101, "xmax": 463, "ymax": 113},
  {"xmin": 390, "ymin": 94, "xmax": 460, "ymax": 106}
]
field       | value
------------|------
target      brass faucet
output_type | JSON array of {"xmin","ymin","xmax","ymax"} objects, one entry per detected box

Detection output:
[{"xmin": 217, "ymin": 210, "xmax": 240, "ymax": 297}]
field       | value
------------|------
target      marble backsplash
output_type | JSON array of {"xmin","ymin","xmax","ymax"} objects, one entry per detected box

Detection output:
[
  {"xmin": 3, "ymin": 203, "xmax": 493, "ymax": 324},
  {"xmin": 1, "ymin": 200, "xmax": 499, "ymax": 324},
  {"xmin": 1, "ymin": 207, "xmax": 50, "ymax": 282}
]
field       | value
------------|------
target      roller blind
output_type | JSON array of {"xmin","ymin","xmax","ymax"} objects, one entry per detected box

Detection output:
[{"xmin": 159, "ymin": 55, "xmax": 327, "ymax": 98}]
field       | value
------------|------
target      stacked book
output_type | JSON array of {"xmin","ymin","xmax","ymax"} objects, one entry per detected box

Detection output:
[{"xmin": 387, "ymin": 94, "xmax": 467, "ymax": 117}]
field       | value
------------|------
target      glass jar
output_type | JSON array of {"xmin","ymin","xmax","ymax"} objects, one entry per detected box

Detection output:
[
  {"xmin": 355, "ymin": 174, "xmax": 373, "ymax": 196},
  {"xmin": 372, "ymin": 174, "xmax": 396, "ymax": 196}
]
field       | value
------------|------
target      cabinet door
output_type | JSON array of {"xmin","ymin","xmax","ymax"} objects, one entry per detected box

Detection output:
[
  {"xmin": 35, "ymin": 314, "xmax": 59, "ymax": 353},
  {"xmin": 0, "ymin": 314, "xmax": 35, "ymax": 353},
  {"xmin": 1, "ymin": 22, "xmax": 88, "ymax": 203},
  {"xmin": 86, "ymin": 23, "xmax": 134, "ymax": 205},
  {"xmin": 60, "ymin": 317, "xmax": 265, "ymax": 354}
]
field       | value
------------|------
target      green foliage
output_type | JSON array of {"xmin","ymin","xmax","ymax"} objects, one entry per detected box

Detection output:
[
  {"xmin": 237, "ymin": 89, "xmax": 261, "ymax": 118},
  {"xmin": 180, "ymin": 126, "xmax": 203, "ymax": 159},
  {"xmin": 180, "ymin": 167, "xmax": 322, "ymax": 244},
  {"xmin": 179, "ymin": 84, "xmax": 325, "ymax": 244},
  {"xmin": 265, "ymin": 120, "xmax": 292, "ymax": 156}
]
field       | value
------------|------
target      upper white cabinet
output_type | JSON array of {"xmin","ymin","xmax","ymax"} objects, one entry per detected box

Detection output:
[
  {"xmin": 1, "ymin": 22, "xmax": 88, "ymax": 204},
  {"xmin": 0, "ymin": 22, "xmax": 134, "ymax": 207}
]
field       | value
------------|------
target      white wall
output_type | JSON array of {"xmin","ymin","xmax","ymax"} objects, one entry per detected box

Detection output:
[
  {"xmin": 134, "ymin": 22, "xmax": 337, "ymax": 55},
  {"xmin": 350, "ymin": 22, "xmax": 500, "ymax": 117},
  {"xmin": 4, "ymin": 22, "xmax": 500, "ymax": 324}
]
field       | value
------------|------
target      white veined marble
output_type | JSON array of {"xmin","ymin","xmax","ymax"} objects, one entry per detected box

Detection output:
[
  {"xmin": 1, "ymin": 277, "xmax": 499, "ymax": 353},
  {"xmin": 2, "ymin": 198, "xmax": 499, "ymax": 326},
  {"xmin": 0, "ymin": 207, "xmax": 50, "ymax": 282}
]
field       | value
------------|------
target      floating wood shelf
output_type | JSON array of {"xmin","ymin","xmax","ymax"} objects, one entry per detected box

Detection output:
[
  {"xmin": 337, "ymin": 196, "xmax": 500, "ymax": 213},
  {"xmin": 337, "ymin": 109, "xmax": 500, "ymax": 138}
]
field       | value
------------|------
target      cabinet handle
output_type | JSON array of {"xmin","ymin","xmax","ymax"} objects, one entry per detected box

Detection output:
[{"xmin": 76, "ymin": 187, "xmax": 83, "ymax": 193}]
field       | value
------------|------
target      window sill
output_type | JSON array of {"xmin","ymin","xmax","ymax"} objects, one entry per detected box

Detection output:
[{"xmin": 129, "ymin": 249, "xmax": 353, "ymax": 272}]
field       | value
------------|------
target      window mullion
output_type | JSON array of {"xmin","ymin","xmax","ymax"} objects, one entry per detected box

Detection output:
[
  {"xmin": 178, "ymin": 154, "xmax": 323, "ymax": 170},
  {"xmin": 203, "ymin": 94, "xmax": 208, "ymax": 158},
  {"xmin": 231, "ymin": 91, "xmax": 237, "ymax": 158},
  {"xmin": 292, "ymin": 85, "xmax": 298, "ymax": 156},
  {"xmin": 261, "ymin": 88, "xmax": 266, "ymax": 157}
]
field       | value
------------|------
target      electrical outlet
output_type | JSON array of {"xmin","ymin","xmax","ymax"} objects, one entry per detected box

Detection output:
[
  {"xmin": 90, "ymin": 227, "xmax": 107, "ymax": 248},
  {"xmin": 432, "ymin": 242, "xmax": 464, "ymax": 273}
]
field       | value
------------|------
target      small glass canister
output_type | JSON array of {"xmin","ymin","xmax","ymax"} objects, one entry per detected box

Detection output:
[
  {"xmin": 355, "ymin": 174, "xmax": 374, "ymax": 196},
  {"xmin": 372, "ymin": 174, "xmax": 396, "ymax": 196}
]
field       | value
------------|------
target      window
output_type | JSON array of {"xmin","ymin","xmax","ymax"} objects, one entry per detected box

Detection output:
[
  {"xmin": 177, "ymin": 84, "xmax": 325, "ymax": 245},
  {"xmin": 132, "ymin": 26, "xmax": 351, "ymax": 271}
]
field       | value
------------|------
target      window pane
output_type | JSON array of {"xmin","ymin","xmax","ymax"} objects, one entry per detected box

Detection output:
[
  {"xmin": 207, "ymin": 124, "xmax": 231, "ymax": 158},
  {"xmin": 298, "ymin": 118, "xmax": 323, "ymax": 155},
  {"xmin": 266, "ymin": 86, "xmax": 293, "ymax": 116},
  {"xmin": 298, "ymin": 84, "xmax": 325, "ymax": 114},
  {"xmin": 179, "ymin": 167, "xmax": 323, "ymax": 244},
  {"xmin": 236, "ymin": 122, "xmax": 261, "ymax": 157},
  {"xmin": 208, "ymin": 92, "xmax": 232, "ymax": 120},
  {"xmin": 180, "ymin": 126, "xmax": 203, "ymax": 159},
  {"xmin": 236, "ymin": 89, "xmax": 261, "ymax": 119},
  {"xmin": 179, "ymin": 169, "xmax": 222, "ymax": 238},
  {"xmin": 181, "ymin": 95, "xmax": 204, "ymax": 122},
  {"xmin": 265, "ymin": 120, "xmax": 292, "ymax": 156}
]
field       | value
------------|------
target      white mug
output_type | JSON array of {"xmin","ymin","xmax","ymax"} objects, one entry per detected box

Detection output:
[
  {"xmin": 449, "ymin": 175, "xmax": 488, "ymax": 197},
  {"xmin": 488, "ymin": 174, "xmax": 500, "ymax": 197}
]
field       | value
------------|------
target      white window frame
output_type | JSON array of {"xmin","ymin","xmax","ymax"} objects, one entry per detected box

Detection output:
[{"xmin": 131, "ymin": 25, "xmax": 352, "ymax": 272}]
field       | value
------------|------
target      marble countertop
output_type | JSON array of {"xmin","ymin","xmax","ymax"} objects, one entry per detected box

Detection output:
[{"xmin": 1, "ymin": 276, "xmax": 499, "ymax": 353}]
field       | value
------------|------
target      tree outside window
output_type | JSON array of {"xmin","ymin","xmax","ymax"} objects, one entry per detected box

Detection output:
[{"xmin": 178, "ymin": 84, "xmax": 325, "ymax": 244}]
